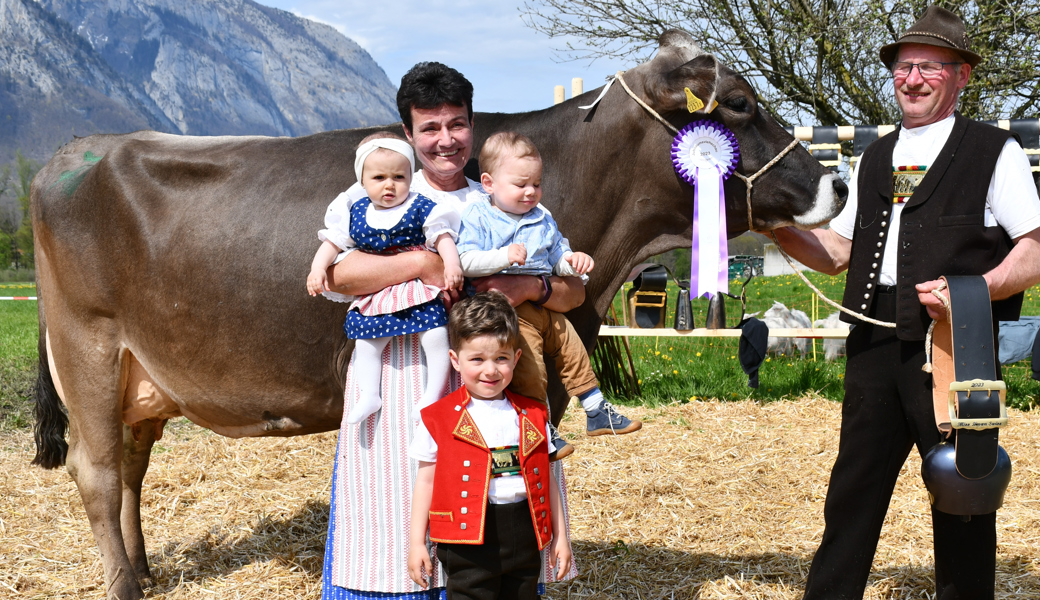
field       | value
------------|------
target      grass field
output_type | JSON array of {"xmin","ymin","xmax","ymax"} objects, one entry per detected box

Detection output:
[
  {"xmin": 1, "ymin": 276, "xmax": 1038, "ymax": 433},
  {"xmin": 0, "ymin": 283, "xmax": 38, "ymax": 430}
]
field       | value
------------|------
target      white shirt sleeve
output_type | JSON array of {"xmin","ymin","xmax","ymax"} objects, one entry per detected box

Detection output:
[
  {"xmin": 423, "ymin": 201, "xmax": 462, "ymax": 249},
  {"xmin": 828, "ymin": 163, "xmax": 858, "ymax": 240},
  {"xmin": 552, "ymin": 252, "xmax": 579, "ymax": 276},
  {"xmin": 545, "ymin": 423, "xmax": 556, "ymax": 454},
  {"xmin": 460, "ymin": 248, "xmax": 512, "ymax": 277},
  {"xmin": 408, "ymin": 419, "xmax": 438, "ymax": 463},
  {"xmin": 988, "ymin": 138, "xmax": 1040, "ymax": 239}
]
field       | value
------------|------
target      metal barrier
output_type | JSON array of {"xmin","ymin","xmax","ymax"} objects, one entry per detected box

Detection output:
[{"xmin": 786, "ymin": 119, "xmax": 1040, "ymax": 175}]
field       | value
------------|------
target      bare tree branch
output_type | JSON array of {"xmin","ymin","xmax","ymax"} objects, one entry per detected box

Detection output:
[{"xmin": 521, "ymin": 0, "xmax": 1040, "ymax": 124}]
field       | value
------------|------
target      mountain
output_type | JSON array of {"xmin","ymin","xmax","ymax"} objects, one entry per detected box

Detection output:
[{"xmin": 0, "ymin": 0, "xmax": 399, "ymax": 163}]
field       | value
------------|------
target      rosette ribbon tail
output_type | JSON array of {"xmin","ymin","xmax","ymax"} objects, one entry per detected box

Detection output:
[
  {"xmin": 671, "ymin": 119, "xmax": 739, "ymax": 301},
  {"xmin": 691, "ymin": 165, "xmax": 728, "ymax": 299}
]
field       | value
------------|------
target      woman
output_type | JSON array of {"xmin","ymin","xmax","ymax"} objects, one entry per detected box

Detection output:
[{"xmin": 321, "ymin": 62, "xmax": 584, "ymax": 599}]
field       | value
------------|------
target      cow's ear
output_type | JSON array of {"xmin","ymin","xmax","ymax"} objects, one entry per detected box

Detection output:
[{"xmin": 643, "ymin": 54, "xmax": 719, "ymax": 115}]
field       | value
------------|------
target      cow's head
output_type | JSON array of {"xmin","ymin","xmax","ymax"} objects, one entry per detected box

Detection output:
[
  {"xmin": 623, "ymin": 30, "xmax": 847, "ymax": 233},
  {"xmin": 559, "ymin": 30, "xmax": 846, "ymax": 322}
]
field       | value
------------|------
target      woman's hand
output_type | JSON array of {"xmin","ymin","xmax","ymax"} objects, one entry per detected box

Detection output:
[{"xmin": 566, "ymin": 252, "xmax": 594, "ymax": 275}]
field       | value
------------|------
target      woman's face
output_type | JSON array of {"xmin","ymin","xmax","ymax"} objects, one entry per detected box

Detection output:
[{"xmin": 404, "ymin": 104, "xmax": 473, "ymax": 187}]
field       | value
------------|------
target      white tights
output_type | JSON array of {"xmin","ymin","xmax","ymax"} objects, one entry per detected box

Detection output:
[{"xmin": 345, "ymin": 326, "xmax": 451, "ymax": 424}]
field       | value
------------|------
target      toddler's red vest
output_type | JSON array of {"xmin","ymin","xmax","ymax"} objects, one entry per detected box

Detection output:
[{"xmin": 420, "ymin": 387, "xmax": 553, "ymax": 550}]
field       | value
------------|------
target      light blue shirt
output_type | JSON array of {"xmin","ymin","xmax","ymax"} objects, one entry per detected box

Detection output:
[{"xmin": 457, "ymin": 195, "xmax": 572, "ymax": 277}]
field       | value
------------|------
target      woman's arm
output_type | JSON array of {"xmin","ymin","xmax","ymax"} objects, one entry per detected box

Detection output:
[
  {"xmin": 327, "ymin": 249, "xmax": 447, "ymax": 296},
  {"xmin": 407, "ymin": 462, "xmax": 436, "ymax": 588}
]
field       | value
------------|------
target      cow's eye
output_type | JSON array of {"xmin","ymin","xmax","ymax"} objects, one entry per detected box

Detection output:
[{"xmin": 724, "ymin": 96, "xmax": 749, "ymax": 113}]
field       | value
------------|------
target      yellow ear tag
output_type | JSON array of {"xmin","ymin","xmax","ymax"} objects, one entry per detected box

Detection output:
[
  {"xmin": 704, "ymin": 99, "xmax": 719, "ymax": 114},
  {"xmin": 684, "ymin": 88, "xmax": 704, "ymax": 113}
]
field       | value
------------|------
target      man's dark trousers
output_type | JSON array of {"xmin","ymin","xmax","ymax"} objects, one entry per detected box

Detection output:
[{"xmin": 803, "ymin": 288, "xmax": 996, "ymax": 600}]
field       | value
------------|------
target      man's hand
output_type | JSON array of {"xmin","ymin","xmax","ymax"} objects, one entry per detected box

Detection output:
[
  {"xmin": 566, "ymin": 252, "xmax": 594, "ymax": 275},
  {"xmin": 471, "ymin": 273, "xmax": 539, "ymax": 307},
  {"xmin": 507, "ymin": 243, "xmax": 527, "ymax": 266},
  {"xmin": 915, "ymin": 279, "xmax": 950, "ymax": 320}
]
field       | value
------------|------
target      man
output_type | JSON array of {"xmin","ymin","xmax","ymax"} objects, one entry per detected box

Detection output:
[{"xmin": 773, "ymin": 6, "xmax": 1040, "ymax": 598}]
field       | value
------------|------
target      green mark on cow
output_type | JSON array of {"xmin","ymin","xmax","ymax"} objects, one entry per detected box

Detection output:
[{"xmin": 51, "ymin": 151, "xmax": 104, "ymax": 197}]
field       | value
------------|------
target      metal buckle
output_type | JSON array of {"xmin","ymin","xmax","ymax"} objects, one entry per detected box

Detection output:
[
  {"xmin": 632, "ymin": 291, "xmax": 667, "ymax": 308},
  {"xmin": 947, "ymin": 379, "xmax": 1008, "ymax": 430}
]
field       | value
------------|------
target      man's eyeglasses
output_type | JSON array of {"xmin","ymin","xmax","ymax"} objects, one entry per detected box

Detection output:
[{"xmin": 890, "ymin": 61, "xmax": 964, "ymax": 79}]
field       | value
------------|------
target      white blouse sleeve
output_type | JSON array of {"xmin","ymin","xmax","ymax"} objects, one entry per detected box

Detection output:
[
  {"xmin": 423, "ymin": 201, "xmax": 462, "ymax": 249},
  {"xmin": 318, "ymin": 190, "xmax": 358, "ymax": 251}
]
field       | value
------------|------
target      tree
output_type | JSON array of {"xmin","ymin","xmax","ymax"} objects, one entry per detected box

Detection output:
[
  {"xmin": 4, "ymin": 151, "xmax": 41, "ymax": 270},
  {"xmin": 0, "ymin": 165, "xmax": 12, "ymax": 269},
  {"xmin": 521, "ymin": 0, "xmax": 1040, "ymax": 126}
]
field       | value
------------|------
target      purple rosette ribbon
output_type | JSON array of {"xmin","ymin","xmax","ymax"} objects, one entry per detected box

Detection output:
[{"xmin": 671, "ymin": 120, "xmax": 740, "ymax": 299}]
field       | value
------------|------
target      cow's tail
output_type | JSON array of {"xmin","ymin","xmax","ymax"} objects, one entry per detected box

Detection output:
[{"xmin": 31, "ymin": 300, "xmax": 68, "ymax": 469}]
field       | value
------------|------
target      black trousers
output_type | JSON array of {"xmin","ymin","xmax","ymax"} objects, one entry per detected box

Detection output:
[
  {"xmin": 437, "ymin": 501, "xmax": 541, "ymax": 600},
  {"xmin": 803, "ymin": 289, "xmax": 996, "ymax": 600}
]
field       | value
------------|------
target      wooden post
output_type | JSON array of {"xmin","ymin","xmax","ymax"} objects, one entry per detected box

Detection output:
[
  {"xmin": 571, "ymin": 78, "xmax": 583, "ymax": 99},
  {"xmin": 553, "ymin": 85, "xmax": 565, "ymax": 105}
]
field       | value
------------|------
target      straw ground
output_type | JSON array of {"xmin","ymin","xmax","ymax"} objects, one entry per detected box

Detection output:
[{"xmin": 2, "ymin": 398, "xmax": 1038, "ymax": 599}]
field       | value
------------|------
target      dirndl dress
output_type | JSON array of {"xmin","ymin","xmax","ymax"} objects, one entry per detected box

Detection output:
[{"xmin": 343, "ymin": 195, "xmax": 448, "ymax": 340}]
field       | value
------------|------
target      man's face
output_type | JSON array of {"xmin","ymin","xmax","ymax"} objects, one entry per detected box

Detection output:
[
  {"xmin": 403, "ymin": 104, "xmax": 473, "ymax": 183},
  {"xmin": 893, "ymin": 43, "xmax": 971, "ymax": 128}
]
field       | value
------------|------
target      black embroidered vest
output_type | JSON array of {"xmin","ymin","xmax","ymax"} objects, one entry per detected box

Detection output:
[{"xmin": 840, "ymin": 113, "xmax": 1023, "ymax": 340}]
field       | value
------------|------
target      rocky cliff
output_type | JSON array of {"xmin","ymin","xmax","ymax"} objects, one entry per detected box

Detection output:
[{"xmin": 0, "ymin": 0, "xmax": 399, "ymax": 163}]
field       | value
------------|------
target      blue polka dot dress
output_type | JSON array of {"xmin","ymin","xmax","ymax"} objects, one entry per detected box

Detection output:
[{"xmin": 344, "ymin": 195, "xmax": 449, "ymax": 340}]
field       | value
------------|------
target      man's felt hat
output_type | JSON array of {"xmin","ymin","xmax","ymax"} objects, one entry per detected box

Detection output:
[{"xmin": 879, "ymin": 5, "xmax": 981, "ymax": 67}]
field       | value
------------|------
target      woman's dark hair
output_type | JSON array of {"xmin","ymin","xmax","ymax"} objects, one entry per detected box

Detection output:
[{"xmin": 397, "ymin": 62, "xmax": 474, "ymax": 134}]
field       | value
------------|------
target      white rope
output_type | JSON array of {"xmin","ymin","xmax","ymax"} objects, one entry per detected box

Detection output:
[
  {"xmin": 613, "ymin": 71, "xmax": 679, "ymax": 134},
  {"xmin": 770, "ymin": 232, "xmax": 898, "ymax": 328},
  {"xmin": 921, "ymin": 280, "xmax": 951, "ymax": 373}
]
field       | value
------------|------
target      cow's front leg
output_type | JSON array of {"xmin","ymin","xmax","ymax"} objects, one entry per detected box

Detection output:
[{"xmin": 120, "ymin": 420, "xmax": 163, "ymax": 586}]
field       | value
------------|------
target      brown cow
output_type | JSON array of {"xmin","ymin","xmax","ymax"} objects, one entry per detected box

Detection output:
[{"xmin": 31, "ymin": 31, "xmax": 845, "ymax": 600}]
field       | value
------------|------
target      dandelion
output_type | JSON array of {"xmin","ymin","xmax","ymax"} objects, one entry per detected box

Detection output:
[
  {"xmin": 696, "ymin": 352, "xmax": 702, "ymax": 357},
  {"xmin": 673, "ymin": 370, "xmax": 678, "ymax": 375}
]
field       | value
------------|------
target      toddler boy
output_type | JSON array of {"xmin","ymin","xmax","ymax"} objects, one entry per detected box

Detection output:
[
  {"xmin": 457, "ymin": 132, "xmax": 640, "ymax": 457},
  {"xmin": 408, "ymin": 291, "xmax": 571, "ymax": 598}
]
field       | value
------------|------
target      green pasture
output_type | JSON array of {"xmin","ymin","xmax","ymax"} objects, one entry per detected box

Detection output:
[
  {"xmin": 1, "ymin": 276, "xmax": 1038, "ymax": 432},
  {"xmin": 0, "ymin": 282, "xmax": 39, "ymax": 429}
]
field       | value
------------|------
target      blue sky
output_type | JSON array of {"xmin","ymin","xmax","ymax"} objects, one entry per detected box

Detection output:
[{"xmin": 254, "ymin": 0, "xmax": 635, "ymax": 114}]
